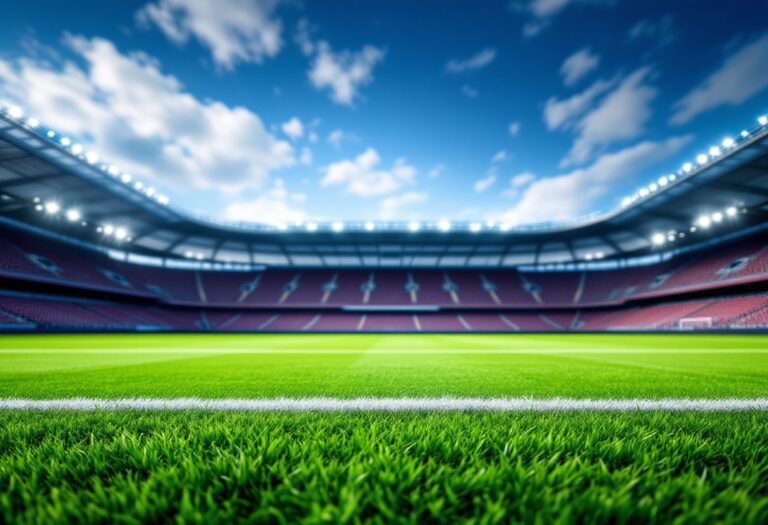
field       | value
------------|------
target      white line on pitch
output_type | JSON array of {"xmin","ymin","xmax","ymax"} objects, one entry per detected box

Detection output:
[{"xmin": 1, "ymin": 398, "xmax": 768, "ymax": 411}]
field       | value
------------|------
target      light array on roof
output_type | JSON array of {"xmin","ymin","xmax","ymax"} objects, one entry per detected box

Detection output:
[{"xmin": 649, "ymin": 205, "xmax": 743, "ymax": 248}]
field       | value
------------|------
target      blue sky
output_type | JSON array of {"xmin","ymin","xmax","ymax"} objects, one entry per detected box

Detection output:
[{"xmin": 1, "ymin": 0, "xmax": 767, "ymax": 225}]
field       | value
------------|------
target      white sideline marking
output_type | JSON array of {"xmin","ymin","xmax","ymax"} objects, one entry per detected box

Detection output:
[{"xmin": 1, "ymin": 398, "xmax": 767, "ymax": 411}]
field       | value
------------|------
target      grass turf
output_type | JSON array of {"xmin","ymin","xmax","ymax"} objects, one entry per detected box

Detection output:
[
  {"xmin": 1, "ymin": 333, "xmax": 767, "ymax": 398},
  {"xmin": 1, "ymin": 333, "xmax": 767, "ymax": 523}
]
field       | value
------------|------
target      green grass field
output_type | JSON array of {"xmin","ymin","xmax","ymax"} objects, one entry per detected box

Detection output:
[{"xmin": 1, "ymin": 333, "xmax": 768, "ymax": 523}]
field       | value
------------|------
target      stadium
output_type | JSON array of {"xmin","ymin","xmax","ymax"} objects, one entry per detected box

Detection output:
[{"xmin": 1, "ymin": 1, "xmax": 768, "ymax": 523}]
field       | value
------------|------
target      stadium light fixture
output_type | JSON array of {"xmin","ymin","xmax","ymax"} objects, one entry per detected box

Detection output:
[
  {"xmin": 46, "ymin": 130, "xmax": 55, "ymax": 138},
  {"xmin": 8, "ymin": 106, "xmax": 23, "ymax": 119},
  {"xmin": 740, "ymin": 130, "xmax": 749, "ymax": 138},
  {"xmin": 331, "ymin": 221, "xmax": 344, "ymax": 232},
  {"xmin": 103, "ymin": 224, "xmax": 115, "ymax": 235},
  {"xmin": 648, "ymin": 183, "xmax": 658, "ymax": 192},
  {"xmin": 34, "ymin": 204, "xmax": 43, "ymax": 212},
  {"xmin": 621, "ymin": 197, "xmax": 632, "ymax": 207},
  {"xmin": 44, "ymin": 201, "xmax": 60, "ymax": 215},
  {"xmin": 305, "ymin": 222, "xmax": 318, "ymax": 232},
  {"xmin": 759, "ymin": 115, "xmax": 768, "ymax": 126},
  {"xmin": 696, "ymin": 154, "xmax": 708, "ymax": 165},
  {"xmin": 85, "ymin": 152, "xmax": 99, "ymax": 164},
  {"xmin": 65, "ymin": 208, "xmax": 81, "ymax": 222},
  {"xmin": 639, "ymin": 187, "xmax": 649, "ymax": 197},
  {"xmin": 437, "ymin": 219, "xmax": 451, "ymax": 232},
  {"xmin": 668, "ymin": 174, "xmax": 676, "ymax": 182},
  {"xmin": 60, "ymin": 137, "xmax": 71, "ymax": 147},
  {"xmin": 364, "ymin": 221, "xmax": 375, "ymax": 231},
  {"xmin": 408, "ymin": 221, "xmax": 420, "ymax": 232},
  {"xmin": 722, "ymin": 137, "xmax": 735, "ymax": 148},
  {"xmin": 114, "ymin": 227, "xmax": 128, "ymax": 241},
  {"xmin": 134, "ymin": 182, "xmax": 144, "ymax": 191},
  {"xmin": 469, "ymin": 222, "xmax": 482, "ymax": 232},
  {"xmin": 726, "ymin": 206, "xmax": 737, "ymax": 217},
  {"xmin": 146, "ymin": 187, "xmax": 156, "ymax": 197},
  {"xmin": 696, "ymin": 215, "xmax": 711, "ymax": 229},
  {"xmin": 595, "ymin": 252, "xmax": 604, "ymax": 259},
  {"xmin": 658, "ymin": 176, "xmax": 668, "ymax": 187},
  {"xmin": 26, "ymin": 118, "xmax": 39, "ymax": 128},
  {"xmin": 651, "ymin": 233, "xmax": 666, "ymax": 246},
  {"xmin": 499, "ymin": 222, "xmax": 513, "ymax": 232},
  {"xmin": 71, "ymin": 144, "xmax": 84, "ymax": 155},
  {"xmin": 485, "ymin": 220, "xmax": 496, "ymax": 228},
  {"xmin": 120, "ymin": 174, "xmax": 132, "ymax": 183},
  {"xmin": 711, "ymin": 211, "xmax": 723, "ymax": 223},
  {"xmin": 682, "ymin": 162, "xmax": 693, "ymax": 173},
  {"xmin": 708, "ymin": 146, "xmax": 721, "ymax": 157}
]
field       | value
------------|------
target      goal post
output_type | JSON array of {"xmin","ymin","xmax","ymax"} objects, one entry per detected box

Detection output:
[{"xmin": 678, "ymin": 317, "xmax": 714, "ymax": 330}]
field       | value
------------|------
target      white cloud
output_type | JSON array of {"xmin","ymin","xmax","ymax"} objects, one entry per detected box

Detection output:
[
  {"xmin": 379, "ymin": 191, "xmax": 428, "ymax": 220},
  {"xmin": 321, "ymin": 148, "xmax": 416, "ymax": 196},
  {"xmin": 136, "ymin": 0, "xmax": 282, "ymax": 70},
  {"xmin": 427, "ymin": 163, "xmax": 445, "ymax": 178},
  {"xmin": 498, "ymin": 135, "xmax": 691, "ymax": 225},
  {"xmin": 0, "ymin": 35, "xmax": 294, "ymax": 195},
  {"xmin": 281, "ymin": 116, "xmax": 304, "ymax": 140},
  {"xmin": 629, "ymin": 14, "xmax": 676, "ymax": 49},
  {"xmin": 224, "ymin": 178, "xmax": 306, "ymax": 225},
  {"xmin": 461, "ymin": 85, "xmax": 479, "ymax": 99},
  {"xmin": 491, "ymin": 150, "xmax": 509, "ymax": 163},
  {"xmin": 517, "ymin": 0, "xmax": 613, "ymax": 37},
  {"xmin": 543, "ymin": 78, "xmax": 615, "ymax": 130},
  {"xmin": 670, "ymin": 34, "xmax": 768, "ymax": 125},
  {"xmin": 445, "ymin": 48, "xmax": 496, "ymax": 74},
  {"xmin": 307, "ymin": 41, "xmax": 385, "ymax": 105},
  {"xmin": 327, "ymin": 129, "xmax": 345, "ymax": 148},
  {"xmin": 299, "ymin": 147, "xmax": 312, "ymax": 165},
  {"xmin": 560, "ymin": 48, "xmax": 599, "ymax": 86},
  {"xmin": 562, "ymin": 67, "xmax": 657, "ymax": 166},
  {"xmin": 508, "ymin": 121, "xmax": 521, "ymax": 136},
  {"xmin": 474, "ymin": 172, "xmax": 497, "ymax": 192},
  {"xmin": 512, "ymin": 171, "xmax": 536, "ymax": 187},
  {"xmin": 308, "ymin": 131, "xmax": 318, "ymax": 143}
]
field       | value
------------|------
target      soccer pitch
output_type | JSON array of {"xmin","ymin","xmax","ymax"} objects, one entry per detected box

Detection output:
[{"xmin": 1, "ymin": 333, "xmax": 768, "ymax": 523}]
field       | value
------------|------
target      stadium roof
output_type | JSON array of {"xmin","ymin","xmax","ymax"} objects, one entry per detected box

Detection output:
[{"xmin": 1, "ymin": 105, "xmax": 768, "ymax": 268}]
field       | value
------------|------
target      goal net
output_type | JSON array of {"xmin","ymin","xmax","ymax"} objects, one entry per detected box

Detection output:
[{"xmin": 678, "ymin": 317, "xmax": 713, "ymax": 330}]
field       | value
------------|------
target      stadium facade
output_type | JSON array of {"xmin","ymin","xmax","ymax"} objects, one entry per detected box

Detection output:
[{"xmin": 1, "ymin": 104, "xmax": 768, "ymax": 332}]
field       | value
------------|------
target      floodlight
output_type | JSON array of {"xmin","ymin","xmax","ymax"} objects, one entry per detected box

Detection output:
[
  {"xmin": 682, "ymin": 163, "xmax": 693, "ymax": 173},
  {"xmin": 364, "ymin": 221, "xmax": 375, "ymax": 231},
  {"xmin": 437, "ymin": 219, "xmax": 451, "ymax": 232},
  {"xmin": 740, "ymin": 130, "xmax": 749, "ymax": 138},
  {"xmin": 726, "ymin": 206, "xmax": 737, "ymax": 217},
  {"xmin": 85, "ymin": 152, "xmax": 99, "ymax": 164},
  {"xmin": 65, "ymin": 208, "xmax": 81, "ymax": 222},
  {"xmin": 668, "ymin": 174, "xmax": 676, "ymax": 181},
  {"xmin": 696, "ymin": 154, "xmax": 708, "ymax": 165},
  {"xmin": 44, "ymin": 201, "xmax": 60, "ymax": 214},
  {"xmin": 485, "ymin": 220, "xmax": 496, "ymax": 228},
  {"xmin": 108, "ymin": 165, "xmax": 120, "ymax": 176},
  {"xmin": 114, "ymin": 227, "xmax": 128, "ymax": 241},
  {"xmin": 721, "ymin": 137, "xmax": 734, "ymax": 148},
  {"xmin": 639, "ymin": 188, "xmax": 649, "ymax": 197},
  {"xmin": 408, "ymin": 221, "xmax": 420, "ymax": 232},
  {"xmin": 47, "ymin": 130, "xmax": 55, "ymax": 138},
  {"xmin": 696, "ymin": 215, "xmax": 711, "ymax": 229},
  {"xmin": 469, "ymin": 222, "xmax": 482, "ymax": 232},
  {"xmin": 121, "ymin": 174, "xmax": 132, "ymax": 183},
  {"xmin": 146, "ymin": 187, "xmax": 156, "ymax": 197},
  {"xmin": 60, "ymin": 137, "xmax": 71, "ymax": 147},
  {"xmin": 708, "ymin": 146, "xmax": 721, "ymax": 157},
  {"xmin": 621, "ymin": 197, "xmax": 632, "ymax": 207},
  {"xmin": 331, "ymin": 221, "xmax": 344, "ymax": 232},
  {"xmin": 759, "ymin": 115, "xmax": 768, "ymax": 126},
  {"xmin": 134, "ymin": 182, "xmax": 143, "ymax": 190},
  {"xmin": 305, "ymin": 222, "xmax": 318, "ymax": 232},
  {"xmin": 103, "ymin": 224, "xmax": 115, "ymax": 235},
  {"xmin": 712, "ymin": 212, "xmax": 723, "ymax": 223},
  {"xmin": 499, "ymin": 222, "xmax": 512, "ymax": 232},
  {"xmin": 658, "ymin": 176, "xmax": 668, "ymax": 186},
  {"xmin": 651, "ymin": 233, "xmax": 666, "ymax": 246},
  {"xmin": 71, "ymin": 144, "xmax": 83, "ymax": 155},
  {"xmin": 26, "ymin": 118, "xmax": 39, "ymax": 128},
  {"xmin": 34, "ymin": 204, "xmax": 43, "ymax": 212},
  {"xmin": 649, "ymin": 183, "xmax": 658, "ymax": 192},
  {"xmin": 33, "ymin": 197, "xmax": 40, "ymax": 203},
  {"xmin": 595, "ymin": 252, "xmax": 604, "ymax": 259},
  {"xmin": 8, "ymin": 106, "xmax": 23, "ymax": 119}
]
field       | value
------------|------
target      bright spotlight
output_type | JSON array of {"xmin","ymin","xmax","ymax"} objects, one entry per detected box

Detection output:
[
  {"xmin": 621, "ymin": 197, "xmax": 632, "ymax": 207},
  {"xmin": 595, "ymin": 252, "xmax": 604, "ymax": 259},
  {"xmin": 8, "ymin": 106, "xmax": 23, "ymax": 119},
  {"xmin": 134, "ymin": 182, "xmax": 143, "ymax": 191},
  {"xmin": 469, "ymin": 222, "xmax": 482, "ymax": 232},
  {"xmin": 696, "ymin": 154, "xmax": 708, "ymax": 165},
  {"xmin": 146, "ymin": 187, "xmax": 156, "ymax": 197},
  {"xmin": 85, "ymin": 152, "xmax": 99, "ymax": 164},
  {"xmin": 648, "ymin": 183, "xmax": 658, "ymax": 192},
  {"xmin": 46, "ymin": 130, "xmax": 55, "ymax": 138},
  {"xmin": 71, "ymin": 144, "xmax": 84, "ymax": 155},
  {"xmin": 26, "ymin": 118, "xmax": 39, "ymax": 128},
  {"xmin": 696, "ymin": 215, "xmax": 711, "ymax": 229},
  {"xmin": 305, "ymin": 222, "xmax": 318, "ymax": 232},
  {"xmin": 708, "ymin": 147, "xmax": 721, "ymax": 157},
  {"xmin": 651, "ymin": 233, "xmax": 666, "ymax": 246},
  {"xmin": 712, "ymin": 212, "xmax": 723, "ymax": 223},
  {"xmin": 60, "ymin": 137, "xmax": 71, "ymax": 147},
  {"xmin": 722, "ymin": 137, "xmax": 735, "ymax": 148},
  {"xmin": 108, "ymin": 165, "xmax": 120, "ymax": 176},
  {"xmin": 658, "ymin": 176, "xmax": 668, "ymax": 187},
  {"xmin": 331, "ymin": 221, "xmax": 344, "ymax": 232},
  {"xmin": 408, "ymin": 221, "xmax": 420, "ymax": 232},
  {"xmin": 364, "ymin": 221, "xmax": 375, "ymax": 231},
  {"xmin": 639, "ymin": 188, "xmax": 649, "ymax": 197},
  {"xmin": 669, "ymin": 174, "xmax": 676, "ymax": 181},
  {"xmin": 114, "ymin": 227, "xmax": 128, "ymax": 241},
  {"xmin": 65, "ymin": 209, "xmax": 81, "ymax": 222},
  {"xmin": 759, "ymin": 115, "xmax": 768, "ymax": 126},
  {"xmin": 740, "ymin": 130, "xmax": 749, "ymax": 138},
  {"xmin": 120, "ymin": 174, "xmax": 132, "ymax": 183},
  {"xmin": 499, "ymin": 222, "xmax": 513, "ymax": 232},
  {"xmin": 103, "ymin": 224, "xmax": 115, "ymax": 235},
  {"xmin": 44, "ymin": 201, "xmax": 60, "ymax": 215},
  {"xmin": 682, "ymin": 163, "xmax": 693, "ymax": 173},
  {"xmin": 437, "ymin": 219, "xmax": 451, "ymax": 232},
  {"xmin": 726, "ymin": 206, "xmax": 738, "ymax": 217}
]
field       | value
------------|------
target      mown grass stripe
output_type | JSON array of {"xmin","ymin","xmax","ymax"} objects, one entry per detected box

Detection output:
[{"xmin": 2, "ymin": 397, "xmax": 768, "ymax": 411}]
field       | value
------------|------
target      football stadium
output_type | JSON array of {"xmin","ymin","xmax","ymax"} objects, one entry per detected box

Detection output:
[{"xmin": 1, "ymin": 1, "xmax": 768, "ymax": 523}]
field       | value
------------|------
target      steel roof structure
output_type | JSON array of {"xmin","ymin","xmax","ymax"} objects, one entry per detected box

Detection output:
[{"xmin": 1, "ymin": 105, "xmax": 768, "ymax": 269}]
